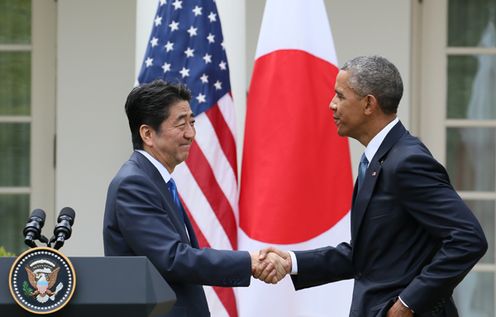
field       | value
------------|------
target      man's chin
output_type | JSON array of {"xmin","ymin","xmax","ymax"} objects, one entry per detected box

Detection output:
[{"xmin": 179, "ymin": 152, "xmax": 190, "ymax": 162}]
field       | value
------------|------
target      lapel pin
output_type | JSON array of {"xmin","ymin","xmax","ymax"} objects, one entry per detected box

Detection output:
[{"xmin": 372, "ymin": 171, "xmax": 377, "ymax": 176}]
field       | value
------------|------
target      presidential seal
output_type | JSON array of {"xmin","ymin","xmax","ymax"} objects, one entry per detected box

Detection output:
[{"xmin": 8, "ymin": 247, "xmax": 76, "ymax": 314}]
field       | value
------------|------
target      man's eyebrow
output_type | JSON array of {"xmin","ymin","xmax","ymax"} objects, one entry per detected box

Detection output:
[{"xmin": 175, "ymin": 112, "xmax": 194, "ymax": 122}]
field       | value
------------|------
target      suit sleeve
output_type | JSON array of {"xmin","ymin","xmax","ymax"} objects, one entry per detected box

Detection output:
[
  {"xmin": 291, "ymin": 242, "xmax": 355, "ymax": 290},
  {"xmin": 114, "ymin": 173, "xmax": 251, "ymax": 287},
  {"xmin": 395, "ymin": 152, "xmax": 487, "ymax": 313}
]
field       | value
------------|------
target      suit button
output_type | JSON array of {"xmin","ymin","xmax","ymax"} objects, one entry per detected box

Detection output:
[{"xmin": 355, "ymin": 272, "xmax": 362, "ymax": 280}]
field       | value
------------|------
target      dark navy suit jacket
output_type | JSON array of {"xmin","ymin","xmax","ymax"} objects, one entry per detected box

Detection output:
[
  {"xmin": 103, "ymin": 151, "xmax": 251, "ymax": 317},
  {"xmin": 291, "ymin": 122, "xmax": 487, "ymax": 317}
]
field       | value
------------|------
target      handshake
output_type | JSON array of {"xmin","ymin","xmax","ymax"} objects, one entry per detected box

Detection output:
[{"xmin": 250, "ymin": 247, "xmax": 291, "ymax": 284}]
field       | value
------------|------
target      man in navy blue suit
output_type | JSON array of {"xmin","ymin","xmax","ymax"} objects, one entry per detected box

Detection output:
[
  {"xmin": 103, "ymin": 80, "xmax": 283, "ymax": 317},
  {"xmin": 261, "ymin": 56, "xmax": 487, "ymax": 317}
]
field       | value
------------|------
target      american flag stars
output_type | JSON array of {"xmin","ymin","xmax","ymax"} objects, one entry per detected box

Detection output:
[
  {"xmin": 162, "ymin": 62, "xmax": 171, "ymax": 73},
  {"xmin": 164, "ymin": 41, "xmax": 174, "ymax": 52},
  {"xmin": 207, "ymin": 33, "xmax": 215, "ymax": 43},
  {"xmin": 154, "ymin": 16, "xmax": 162, "ymax": 27},
  {"xmin": 203, "ymin": 53, "xmax": 212, "ymax": 64},
  {"xmin": 192, "ymin": 6, "xmax": 202, "ymax": 16},
  {"xmin": 184, "ymin": 47, "xmax": 195, "ymax": 58},
  {"xmin": 172, "ymin": 0, "xmax": 182, "ymax": 10},
  {"xmin": 138, "ymin": 0, "xmax": 231, "ymax": 115},
  {"xmin": 196, "ymin": 93, "xmax": 206, "ymax": 103},
  {"xmin": 150, "ymin": 37, "xmax": 159, "ymax": 47},
  {"xmin": 179, "ymin": 67, "xmax": 189, "ymax": 78},
  {"xmin": 214, "ymin": 80, "xmax": 222, "ymax": 90},
  {"xmin": 187, "ymin": 26, "xmax": 198, "ymax": 37},
  {"xmin": 208, "ymin": 11, "xmax": 217, "ymax": 22},
  {"xmin": 145, "ymin": 57, "xmax": 153, "ymax": 67},
  {"xmin": 169, "ymin": 20, "xmax": 179, "ymax": 32}
]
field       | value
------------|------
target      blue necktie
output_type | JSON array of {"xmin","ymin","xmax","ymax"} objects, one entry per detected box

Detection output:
[
  {"xmin": 357, "ymin": 153, "xmax": 369, "ymax": 190},
  {"xmin": 167, "ymin": 178, "xmax": 185, "ymax": 224}
]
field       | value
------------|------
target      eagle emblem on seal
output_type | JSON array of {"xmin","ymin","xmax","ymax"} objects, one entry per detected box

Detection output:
[{"xmin": 24, "ymin": 259, "xmax": 64, "ymax": 303}]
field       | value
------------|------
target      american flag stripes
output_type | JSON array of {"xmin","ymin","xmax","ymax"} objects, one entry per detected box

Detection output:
[{"xmin": 138, "ymin": 1, "xmax": 239, "ymax": 316}]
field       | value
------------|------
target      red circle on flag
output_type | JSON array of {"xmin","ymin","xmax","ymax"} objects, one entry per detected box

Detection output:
[{"xmin": 240, "ymin": 50, "xmax": 353, "ymax": 244}]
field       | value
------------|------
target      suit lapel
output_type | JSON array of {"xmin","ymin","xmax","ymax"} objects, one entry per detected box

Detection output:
[
  {"xmin": 131, "ymin": 152, "xmax": 194, "ymax": 245},
  {"xmin": 351, "ymin": 122, "xmax": 407, "ymax": 244},
  {"xmin": 350, "ymin": 162, "xmax": 382, "ymax": 241}
]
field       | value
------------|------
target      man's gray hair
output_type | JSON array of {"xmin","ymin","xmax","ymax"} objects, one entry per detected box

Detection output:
[{"xmin": 341, "ymin": 56, "xmax": 403, "ymax": 114}]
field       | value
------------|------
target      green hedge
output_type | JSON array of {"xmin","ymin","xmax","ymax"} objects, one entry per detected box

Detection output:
[{"xmin": 0, "ymin": 246, "xmax": 15, "ymax": 256}]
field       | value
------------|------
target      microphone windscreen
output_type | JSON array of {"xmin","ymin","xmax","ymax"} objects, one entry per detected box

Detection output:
[
  {"xmin": 31, "ymin": 209, "xmax": 46, "ymax": 221},
  {"xmin": 59, "ymin": 207, "xmax": 76, "ymax": 223}
]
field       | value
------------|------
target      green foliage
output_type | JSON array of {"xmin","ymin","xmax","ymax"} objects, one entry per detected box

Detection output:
[
  {"xmin": 0, "ymin": 246, "xmax": 15, "ymax": 256},
  {"xmin": 22, "ymin": 281, "xmax": 33, "ymax": 297}
]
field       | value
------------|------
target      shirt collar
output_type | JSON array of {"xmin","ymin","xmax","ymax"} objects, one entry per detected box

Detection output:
[
  {"xmin": 136, "ymin": 150, "xmax": 172, "ymax": 183},
  {"xmin": 363, "ymin": 117, "xmax": 399, "ymax": 165}
]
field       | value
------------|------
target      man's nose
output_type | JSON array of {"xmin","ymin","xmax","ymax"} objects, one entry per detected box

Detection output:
[
  {"xmin": 329, "ymin": 97, "xmax": 337, "ymax": 111},
  {"xmin": 185, "ymin": 123, "xmax": 195, "ymax": 139}
]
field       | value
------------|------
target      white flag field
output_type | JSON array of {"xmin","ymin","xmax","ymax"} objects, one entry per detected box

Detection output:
[{"xmin": 238, "ymin": 0, "xmax": 354, "ymax": 316}]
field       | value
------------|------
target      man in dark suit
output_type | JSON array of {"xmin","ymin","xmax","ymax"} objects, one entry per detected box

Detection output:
[
  {"xmin": 103, "ymin": 80, "xmax": 283, "ymax": 317},
  {"xmin": 260, "ymin": 56, "xmax": 487, "ymax": 316}
]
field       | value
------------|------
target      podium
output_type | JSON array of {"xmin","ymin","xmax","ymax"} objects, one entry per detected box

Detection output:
[{"xmin": 0, "ymin": 256, "xmax": 176, "ymax": 316}]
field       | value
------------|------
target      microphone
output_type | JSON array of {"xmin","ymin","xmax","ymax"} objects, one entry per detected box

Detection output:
[
  {"xmin": 51, "ymin": 207, "xmax": 76, "ymax": 250},
  {"xmin": 23, "ymin": 209, "xmax": 49, "ymax": 248}
]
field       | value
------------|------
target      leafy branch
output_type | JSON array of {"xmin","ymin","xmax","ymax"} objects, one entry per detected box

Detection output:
[{"xmin": 22, "ymin": 281, "xmax": 33, "ymax": 297}]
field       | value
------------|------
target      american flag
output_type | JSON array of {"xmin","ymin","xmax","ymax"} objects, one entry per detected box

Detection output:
[{"xmin": 138, "ymin": 1, "xmax": 239, "ymax": 316}]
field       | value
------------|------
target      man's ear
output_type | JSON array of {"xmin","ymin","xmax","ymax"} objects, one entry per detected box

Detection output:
[
  {"xmin": 139, "ymin": 124, "xmax": 154, "ymax": 147},
  {"xmin": 363, "ymin": 95, "xmax": 379, "ymax": 115}
]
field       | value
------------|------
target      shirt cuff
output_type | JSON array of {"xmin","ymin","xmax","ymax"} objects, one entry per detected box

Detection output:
[
  {"xmin": 398, "ymin": 296, "xmax": 414, "ymax": 313},
  {"xmin": 288, "ymin": 251, "xmax": 298, "ymax": 274}
]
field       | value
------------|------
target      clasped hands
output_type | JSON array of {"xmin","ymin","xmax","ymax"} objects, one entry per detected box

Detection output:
[{"xmin": 250, "ymin": 247, "xmax": 291, "ymax": 284}]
